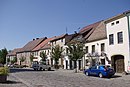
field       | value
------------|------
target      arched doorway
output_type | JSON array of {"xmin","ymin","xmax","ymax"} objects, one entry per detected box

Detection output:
[{"xmin": 111, "ymin": 55, "xmax": 125, "ymax": 73}]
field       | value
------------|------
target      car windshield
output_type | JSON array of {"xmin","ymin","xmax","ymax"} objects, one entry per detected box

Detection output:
[{"xmin": 33, "ymin": 61, "xmax": 39, "ymax": 64}]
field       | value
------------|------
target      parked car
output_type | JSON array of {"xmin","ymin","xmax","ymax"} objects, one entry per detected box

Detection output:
[
  {"xmin": 32, "ymin": 61, "xmax": 51, "ymax": 71},
  {"xmin": 84, "ymin": 65, "xmax": 115, "ymax": 78}
]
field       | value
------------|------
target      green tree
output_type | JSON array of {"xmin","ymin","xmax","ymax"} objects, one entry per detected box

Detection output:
[
  {"xmin": 0, "ymin": 48, "xmax": 8, "ymax": 64},
  {"xmin": 67, "ymin": 42, "xmax": 84, "ymax": 73},
  {"xmin": 51, "ymin": 45, "xmax": 64, "ymax": 69},
  {"xmin": 19, "ymin": 56, "xmax": 26, "ymax": 65},
  {"xmin": 30, "ymin": 54, "xmax": 34, "ymax": 63},
  {"xmin": 40, "ymin": 51, "xmax": 47, "ymax": 61},
  {"xmin": 7, "ymin": 58, "xmax": 10, "ymax": 63},
  {"xmin": 11, "ymin": 57, "xmax": 17, "ymax": 64}
]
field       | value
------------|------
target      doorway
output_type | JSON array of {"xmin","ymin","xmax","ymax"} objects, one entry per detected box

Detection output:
[{"xmin": 111, "ymin": 55, "xmax": 125, "ymax": 73}]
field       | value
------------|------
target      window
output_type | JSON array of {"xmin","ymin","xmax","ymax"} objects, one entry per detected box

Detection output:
[
  {"xmin": 101, "ymin": 43, "xmax": 105, "ymax": 52},
  {"xmin": 92, "ymin": 45, "xmax": 95, "ymax": 53},
  {"xmin": 109, "ymin": 34, "xmax": 114, "ymax": 45},
  {"xmin": 86, "ymin": 46, "xmax": 88, "ymax": 53},
  {"xmin": 61, "ymin": 39, "xmax": 63, "ymax": 42},
  {"xmin": 111, "ymin": 22, "xmax": 114, "ymax": 26},
  {"xmin": 117, "ymin": 32, "xmax": 123, "ymax": 43},
  {"xmin": 47, "ymin": 50, "xmax": 49, "ymax": 55},
  {"xmin": 116, "ymin": 21, "xmax": 119, "ymax": 24}
]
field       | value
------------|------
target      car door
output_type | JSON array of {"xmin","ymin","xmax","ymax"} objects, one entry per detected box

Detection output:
[{"xmin": 90, "ymin": 66, "xmax": 97, "ymax": 75}]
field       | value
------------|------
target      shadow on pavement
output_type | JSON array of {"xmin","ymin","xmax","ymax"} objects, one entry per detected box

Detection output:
[
  {"xmin": 0, "ymin": 80, "xmax": 22, "ymax": 84},
  {"xmin": 9, "ymin": 68, "xmax": 55, "ymax": 73},
  {"xmin": 111, "ymin": 75, "xmax": 122, "ymax": 78}
]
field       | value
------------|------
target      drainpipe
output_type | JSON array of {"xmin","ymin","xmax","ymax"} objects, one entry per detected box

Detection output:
[{"xmin": 125, "ymin": 12, "xmax": 130, "ymax": 72}]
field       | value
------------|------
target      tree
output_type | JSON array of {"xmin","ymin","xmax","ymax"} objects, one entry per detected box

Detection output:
[
  {"xmin": 67, "ymin": 42, "xmax": 84, "ymax": 72},
  {"xmin": 30, "ymin": 55, "xmax": 34, "ymax": 62},
  {"xmin": 51, "ymin": 45, "xmax": 64, "ymax": 69},
  {"xmin": 40, "ymin": 51, "xmax": 47, "ymax": 62},
  {"xmin": 11, "ymin": 57, "xmax": 17, "ymax": 64},
  {"xmin": 0, "ymin": 48, "xmax": 8, "ymax": 64},
  {"xmin": 7, "ymin": 58, "xmax": 10, "ymax": 63},
  {"xmin": 19, "ymin": 56, "xmax": 26, "ymax": 65}
]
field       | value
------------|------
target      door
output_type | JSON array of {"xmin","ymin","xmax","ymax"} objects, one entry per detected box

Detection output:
[
  {"xmin": 116, "ymin": 58, "xmax": 124, "ymax": 73},
  {"xmin": 69, "ymin": 60, "xmax": 72, "ymax": 69},
  {"xmin": 66, "ymin": 60, "xmax": 68, "ymax": 69},
  {"xmin": 90, "ymin": 66, "xmax": 97, "ymax": 75},
  {"xmin": 78, "ymin": 60, "xmax": 81, "ymax": 70},
  {"xmin": 112, "ymin": 55, "xmax": 125, "ymax": 73}
]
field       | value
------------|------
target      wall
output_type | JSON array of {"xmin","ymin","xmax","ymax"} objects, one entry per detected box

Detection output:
[{"xmin": 106, "ymin": 16, "xmax": 130, "ymax": 72}]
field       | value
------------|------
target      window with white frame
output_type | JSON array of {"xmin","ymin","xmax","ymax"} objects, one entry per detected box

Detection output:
[
  {"xmin": 92, "ymin": 45, "xmax": 95, "ymax": 53},
  {"xmin": 109, "ymin": 34, "xmax": 114, "ymax": 45},
  {"xmin": 117, "ymin": 32, "xmax": 123, "ymax": 44},
  {"xmin": 101, "ymin": 43, "xmax": 105, "ymax": 52},
  {"xmin": 86, "ymin": 46, "xmax": 88, "ymax": 53}
]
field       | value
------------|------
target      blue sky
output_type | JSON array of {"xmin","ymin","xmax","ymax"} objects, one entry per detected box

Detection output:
[{"xmin": 0, "ymin": 0, "xmax": 130, "ymax": 50}]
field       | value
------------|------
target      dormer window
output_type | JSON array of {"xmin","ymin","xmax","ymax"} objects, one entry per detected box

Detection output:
[
  {"xmin": 116, "ymin": 21, "xmax": 119, "ymax": 24},
  {"xmin": 61, "ymin": 39, "xmax": 63, "ymax": 42}
]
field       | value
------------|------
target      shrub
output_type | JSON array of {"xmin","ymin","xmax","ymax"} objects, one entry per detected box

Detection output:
[{"xmin": 0, "ymin": 66, "xmax": 8, "ymax": 76}]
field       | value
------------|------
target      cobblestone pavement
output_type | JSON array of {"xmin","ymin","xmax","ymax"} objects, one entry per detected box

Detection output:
[
  {"xmin": 0, "ymin": 73, "xmax": 27, "ymax": 87},
  {"xmin": 1, "ymin": 68, "xmax": 130, "ymax": 87}
]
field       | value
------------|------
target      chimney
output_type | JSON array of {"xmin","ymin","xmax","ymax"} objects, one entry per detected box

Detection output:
[{"xmin": 74, "ymin": 31, "xmax": 77, "ymax": 34}]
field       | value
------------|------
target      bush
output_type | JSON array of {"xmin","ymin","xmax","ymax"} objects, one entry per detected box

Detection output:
[
  {"xmin": 0, "ymin": 66, "xmax": 8, "ymax": 82},
  {"xmin": 0, "ymin": 66, "xmax": 8, "ymax": 76}
]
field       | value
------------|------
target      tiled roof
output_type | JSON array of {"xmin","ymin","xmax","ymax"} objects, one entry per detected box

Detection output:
[
  {"xmin": 19, "ymin": 37, "xmax": 47, "ymax": 52},
  {"xmin": 32, "ymin": 38, "xmax": 53, "ymax": 51},
  {"xmin": 105, "ymin": 10, "xmax": 130, "ymax": 23},
  {"xmin": 7, "ymin": 48, "xmax": 22, "ymax": 56},
  {"xmin": 86, "ymin": 21, "xmax": 107, "ymax": 42},
  {"xmin": 65, "ymin": 33, "xmax": 78, "ymax": 45},
  {"xmin": 50, "ymin": 34, "xmax": 67, "ymax": 42},
  {"xmin": 41, "ymin": 44, "xmax": 51, "ymax": 50},
  {"xmin": 79, "ymin": 21, "xmax": 102, "ymax": 34}
]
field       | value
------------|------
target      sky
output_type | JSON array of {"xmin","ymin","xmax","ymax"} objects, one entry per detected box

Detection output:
[{"xmin": 0, "ymin": 0, "xmax": 130, "ymax": 50}]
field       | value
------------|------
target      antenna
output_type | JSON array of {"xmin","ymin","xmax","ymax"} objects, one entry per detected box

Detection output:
[{"xmin": 77, "ymin": 27, "xmax": 80, "ymax": 32}]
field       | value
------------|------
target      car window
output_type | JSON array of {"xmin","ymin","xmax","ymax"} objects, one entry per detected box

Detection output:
[{"xmin": 91, "ymin": 66, "xmax": 96, "ymax": 69}]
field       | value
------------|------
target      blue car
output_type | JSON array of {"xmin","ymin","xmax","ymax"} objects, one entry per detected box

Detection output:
[{"xmin": 84, "ymin": 65, "xmax": 115, "ymax": 78}]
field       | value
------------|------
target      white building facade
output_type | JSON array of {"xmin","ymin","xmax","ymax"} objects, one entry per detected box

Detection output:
[{"xmin": 105, "ymin": 11, "xmax": 130, "ymax": 73}]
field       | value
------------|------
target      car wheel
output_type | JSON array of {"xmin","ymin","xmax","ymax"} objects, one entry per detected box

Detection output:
[
  {"xmin": 48, "ymin": 67, "xmax": 51, "ymax": 71},
  {"xmin": 99, "ymin": 73, "xmax": 103, "ymax": 78},
  {"xmin": 39, "ymin": 67, "xmax": 42, "ymax": 71},
  {"xmin": 85, "ymin": 72, "xmax": 89, "ymax": 76}
]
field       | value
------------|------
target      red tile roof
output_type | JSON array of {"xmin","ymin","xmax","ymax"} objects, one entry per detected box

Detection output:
[
  {"xmin": 50, "ymin": 34, "xmax": 67, "ymax": 42},
  {"xmin": 79, "ymin": 21, "xmax": 102, "ymax": 34},
  {"xmin": 32, "ymin": 38, "xmax": 53, "ymax": 51},
  {"xmin": 19, "ymin": 37, "xmax": 47, "ymax": 52},
  {"xmin": 7, "ymin": 48, "xmax": 22, "ymax": 56},
  {"xmin": 86, "ymin": 21, "xmax": 107, "ymax": 42}
]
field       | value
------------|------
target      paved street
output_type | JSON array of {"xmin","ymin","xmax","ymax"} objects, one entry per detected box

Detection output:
[{"xmin": 1, "ymin": 68, "xmax": 130, "ymax": 87}]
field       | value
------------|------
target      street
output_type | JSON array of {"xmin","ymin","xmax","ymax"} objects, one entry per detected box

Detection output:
[{"xmin": 1, "ymin": 68, "xmax": 130, "ymax": 87}]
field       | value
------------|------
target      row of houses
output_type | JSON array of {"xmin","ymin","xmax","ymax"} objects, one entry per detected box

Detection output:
[{"xmin": 7, "ymin": 10, "xmax": 130, "ymax": 73}]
